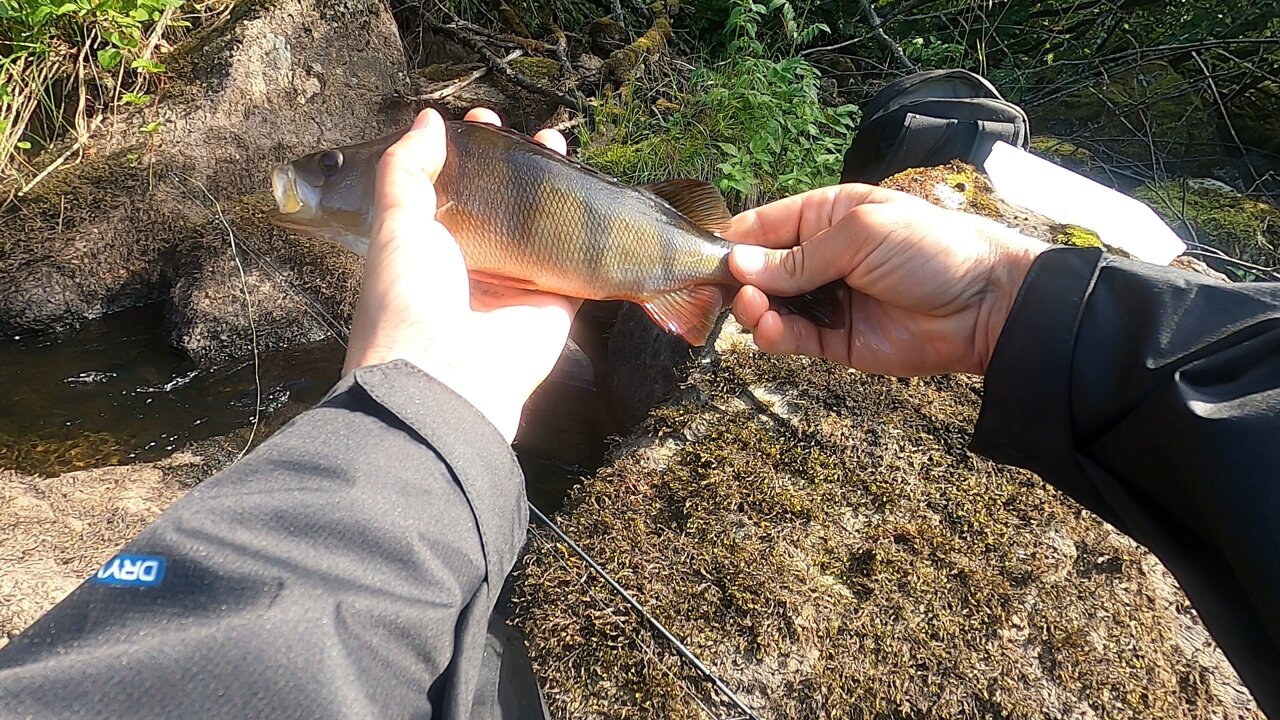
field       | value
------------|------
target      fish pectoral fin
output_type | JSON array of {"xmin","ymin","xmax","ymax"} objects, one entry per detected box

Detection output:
[
  {"xmin": 640, "ymin": 285, "xmax": 728, "ymax": 346},
  {"xmin": 642, "ymin": 180, "xmax": 733, "ymax": 234},
  {"xmin": 468, "ymin": 270, "xmax": 544, "ymax": 291}
]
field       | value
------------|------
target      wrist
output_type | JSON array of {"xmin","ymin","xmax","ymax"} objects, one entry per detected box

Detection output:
[{"xmin": 976, "ymin": 227, "xmax": 1049, "ymax": 374}]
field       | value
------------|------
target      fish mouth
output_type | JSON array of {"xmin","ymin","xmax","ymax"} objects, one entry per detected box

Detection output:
[{"xmin": 271, "ymin": 163, "xmax": 312, "ymax": 216}]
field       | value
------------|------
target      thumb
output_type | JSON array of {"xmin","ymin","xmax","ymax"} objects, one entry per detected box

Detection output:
[
  {"xmin": 374, "ymin": 108, "xmax": 447, "ymax": 220},
  {"xmin": 730, "ymin": 240, "xmax": 838, "ymax": 296},
  {"xmin": 367, "ymin": 108, "xmax": 470, "ymax": 309}
]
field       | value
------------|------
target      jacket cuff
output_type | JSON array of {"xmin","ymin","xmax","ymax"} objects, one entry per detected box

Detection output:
[
  {"xmin": 971, "ymin": 247, "xmax": 1103, "ymax": 470},
  {"xmin": 333, "ymin": 360, "xmax": 528, "ymax": 593}
]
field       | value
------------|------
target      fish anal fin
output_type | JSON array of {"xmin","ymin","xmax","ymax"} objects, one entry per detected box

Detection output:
[
  {"xmin": 640, "ymin": 285, "xmax": 728, "ymax": 346},
  {"xmin": 642, "ymin": 179, "xmax": 733, "ymax": 234}
]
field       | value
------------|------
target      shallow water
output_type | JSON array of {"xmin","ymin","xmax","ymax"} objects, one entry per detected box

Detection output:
[
  {"xmin": 0, "ymin": 302, "xmax": 607, "ymax": 512},
  {"xmin": 0, "ymin": 303, "xmax": 344, "ymax": 476}
]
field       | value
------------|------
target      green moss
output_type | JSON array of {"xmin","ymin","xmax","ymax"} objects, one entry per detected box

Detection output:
[
  {"xmin": 513, "ymin": 334, "xmax": 1255, "ymax": 718},
  {"xmin": 495, "ymin": 2, "xmax": 531, "ymax": 38},
  {"xmin": 1052, "ymin": 224, "xmax": 1103, "ymax": 248},
  {"xmin": 585, "ymin": 17, "xmax": 627, "ymax": 56},
  {"xmin": 508, "ymin": 56, "xmax": 561, "ymax": 85},
  {"xmin": 600, "ymin": 13, "xmax": 672, "ymax": 86},
  {"xmin": 1031, "ymin": 136, "xmax": 1096, "ymax": 170},
  {"xmin": 1136, "ymin": 178, "xmax": 1280, "ymax": 274},
  {"xmin": 1039, "ymin": 61, "xmax": 1216, "ymax": 174},
  {"xmin": 881, "ymin": 162, "xmax": 1002, "ymax": 219}
]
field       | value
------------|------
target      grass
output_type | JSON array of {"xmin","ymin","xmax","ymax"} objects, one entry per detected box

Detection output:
[{"xmin": 0, "ymin": 0, "xmax": 231, "ymax": 186}]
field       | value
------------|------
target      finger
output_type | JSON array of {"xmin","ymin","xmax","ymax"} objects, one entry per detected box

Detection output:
[
  {"xmin": 723, "ymin": 183, "xmax": 901, "ymax": 249},
  {"xmin": 751, "ymin": 310, "xmax": 827, "ymax": 359},
  {"xmin": 533, "ymin": 128, "xmax": 568, "ymax": 156},
  {"xmin": 375, "ymin": 108, "xmax": 447, "ymax": 217},
  {"xmin": 729, "ymin": 203, "xmax": 890, "ymax": 296},
  {"xmin": 464, "ymin": 107, "xmax": 502, "ymax": 126},
  {"xmin": 731, "ymin": 284, "xmax": 771, "ymax": 332}
]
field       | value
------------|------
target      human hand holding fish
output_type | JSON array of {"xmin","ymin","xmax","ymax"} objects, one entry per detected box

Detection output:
[
  {"xmin": 726, "ymin": 185, "xmax": 1049, "ymax": 377},
  {"xmin": 343, "ymin": 107, "xmax": 581, "ymax": 442}
]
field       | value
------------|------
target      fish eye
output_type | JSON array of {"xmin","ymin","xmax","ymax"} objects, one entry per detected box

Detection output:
[{"xmin": 318, "ymin": 149, "xmax": 343, "ymax": 175}]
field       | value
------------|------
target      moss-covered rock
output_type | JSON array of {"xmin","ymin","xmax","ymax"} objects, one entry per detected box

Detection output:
[
  {"xmin": 0, "ymin": 0, "xmax": 415, "ymax": 362},
  {"xmin": 514, "ymin": 321, "xmax": 1261, "ymax": 718},
  {"xmin": 600, "ymin": 12, "xmax": 671, "ymax": 87},
  {"xmin": 1233, "ymin": 81, "xmax": 1280, "ymax": 157},
  {"xmin": 1030, "ymin": 136, "xmax": 1098, "ymax": 175},
  {"xmin": 509, "ymin": 56, "xmax": 562, "ymax": 85},
  {"xmin": 1038, "ymin": 61, "xmax": 1216, "ymax": 175},
  {"xmin": 585, "ymin": 17, "xmax": 628, "ymax": 57},
  {"xmin": 1136, "ymin": 178, "xmax": 1280, "ymax": 278}
]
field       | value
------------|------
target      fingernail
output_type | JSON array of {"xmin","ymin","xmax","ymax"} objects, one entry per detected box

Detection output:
[{"xmin": 733, "ymin": 245, "xmax": 767, "ymax": 276}]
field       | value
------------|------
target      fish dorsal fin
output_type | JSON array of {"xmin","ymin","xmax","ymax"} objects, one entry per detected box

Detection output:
[
  {"xmin": 641, "ymin": 285, "xmax": 728, "ymax": 346},
  {"xmin": 642, "ymin": 179, "xmax": 733, "ymax": 234}
]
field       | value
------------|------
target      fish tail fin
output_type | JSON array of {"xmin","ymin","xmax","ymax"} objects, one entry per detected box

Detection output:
[
  {"xmin": 767, "ymin": 280, "xmax": 848, "ymax": 329},
  {"xmin": 640, "ymin": 285, "xmax": 730, "ymax": 346}
]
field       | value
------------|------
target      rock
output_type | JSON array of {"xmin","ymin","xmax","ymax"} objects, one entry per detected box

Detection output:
[
  {"xmin": 604, "ymin": 303, "xmax": 697, "ymax": 432},
  {"xmin": 0, "ymin": 0, "xmax": 414, "ymax": 362},
  {"xmin": 1136, "ymin": 178, "xmax": 1280, "ymax": 279},
  {"xmin": 1038, "ymin": 61, "xmax": 1219, "ymax": 176},
  {"xmin": 1169, "ymin": 254, "xmax": 1231, "ymax": 282},
  {"xmin": 0, "ymin": 443, "xmax": 236, "ymax": 645},
  {"xmin": 513, "ymin": 326, "xmax": 1264, "ymax": 719},
  {"xmin": 880, "ymin": 162, "xmax": 1112, "ymax": 251}
]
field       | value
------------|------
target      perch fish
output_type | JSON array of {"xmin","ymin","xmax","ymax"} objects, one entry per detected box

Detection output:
[{"xmin": 270, "ymin": 120, "xmax": 845, "ymax": 345}]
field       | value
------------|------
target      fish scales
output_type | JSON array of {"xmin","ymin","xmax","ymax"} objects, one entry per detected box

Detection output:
[
  {"xmin": 437, "ymin": 122, "xmax": 732, "ymax": 301},
  {"xmin": 269, "ymin": 119, "xmax": 844, "ymax": 345}
]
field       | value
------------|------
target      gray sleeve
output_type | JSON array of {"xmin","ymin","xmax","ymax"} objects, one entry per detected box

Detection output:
[
  {"xmin": 0, "ymin": 359, "xmax": 528, "ymax": 720},
  {"xmin": 973, "ymin": 247, "xmax": 1280, "ymax": 716}
]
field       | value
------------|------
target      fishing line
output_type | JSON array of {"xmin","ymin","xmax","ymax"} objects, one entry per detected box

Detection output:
[
  {"xmin": 231, "ymin": 236, "xmax": 351, "ymax": 346},
  {"xmin": 527, "ymin": 526, "xmax": 732, "ymax": 720},
  {"xmin": 172, "ymin": 173, "xmax": 263, "ymax": 462},
  {"xmin": 527, "ymin": 501, "xmax": 763, "ymax": 720}
]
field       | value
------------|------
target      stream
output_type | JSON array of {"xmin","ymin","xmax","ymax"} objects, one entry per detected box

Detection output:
[{"xmin": 0, "ymin": 302, "xmax": 609, "ymax": 512}]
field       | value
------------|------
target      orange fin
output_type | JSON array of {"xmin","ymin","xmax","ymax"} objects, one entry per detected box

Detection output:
[
  {"xmin": 468, "ymin": 269, "xmax": 543, "ymax": 291},
  {"xmin": 640, "ymin": 285, "xmax": 728, "ymax": 346},
  {"xmin": 643, "ymin": 179, "xmax": 733, "ymax": 234}
]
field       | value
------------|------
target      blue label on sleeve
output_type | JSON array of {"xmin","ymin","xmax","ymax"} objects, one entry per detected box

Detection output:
[{"xmin": 91, "ymin": 554, "xmax": 167, "ymax": 588}]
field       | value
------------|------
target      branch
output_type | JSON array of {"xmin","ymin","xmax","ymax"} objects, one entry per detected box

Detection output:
[
  {"xmin": 857, "ymin": 0, "xmax": 915, "ymax": 72},
  {"xmin": 429, "ymin": 18, "xmax": 586, "ymax": 111},
  {"xmin": 400, "ymin": 50, "xmax": 524, "ymax": 102},
  {"xmin": 1190, "ymin": 51, "xmax": 1261, "ymax": 187}
]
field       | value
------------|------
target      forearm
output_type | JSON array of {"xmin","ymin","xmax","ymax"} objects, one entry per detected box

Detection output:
[
  {"xmin": 0, "ymin": 360, "xmax": 527, "ymax": 719},
  {"xmin": 972, "ymin": 247, "xmax": 1280, "ymax": 716}
]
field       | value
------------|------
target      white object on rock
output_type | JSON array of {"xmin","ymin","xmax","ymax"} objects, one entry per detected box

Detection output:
[{"xmin": 982, "ymin": 141, "xmax": 1186, "ymax": 265}]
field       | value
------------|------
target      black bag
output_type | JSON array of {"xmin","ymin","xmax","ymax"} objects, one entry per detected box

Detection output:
[{"xmin": 840, "ymin": 69, "xmax": 1030, "ymax": 184}]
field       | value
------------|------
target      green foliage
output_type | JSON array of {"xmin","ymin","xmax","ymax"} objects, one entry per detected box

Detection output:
[
  {"xmin": 582, "ymin": 0, "xmax": 857, "ymax": 207},
  {"xmin": 583, "ymin": 55, "xmax": 857, "ymax": 207},
  {"xmin": 0, "ymin": 0, "xmax": 191, "ymax": 176}
]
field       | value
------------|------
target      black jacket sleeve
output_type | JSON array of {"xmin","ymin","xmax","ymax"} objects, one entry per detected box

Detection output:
[
  {"xmin": 972, "ymin": 247, "xmax": 1280, "ymax": 717},
  {"xmin": 0, "ymin": 360, "xmax": 528, "ymax": 720}
]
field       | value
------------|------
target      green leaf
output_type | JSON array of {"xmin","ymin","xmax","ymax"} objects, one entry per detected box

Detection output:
[
  {"xmin": 140, "ymin": 120, "xmax": 162, "ymax": 133},
  {"xmin": 17, "ymin": 140, "xmax": 32, "ymax": 149},
  {"xmin": 98, "ymin": 47, "xmax": 122, "ymax": 69},
  {"xmin": 130, "ymin": 57, "xmax": 166, "ymax": 73}
]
